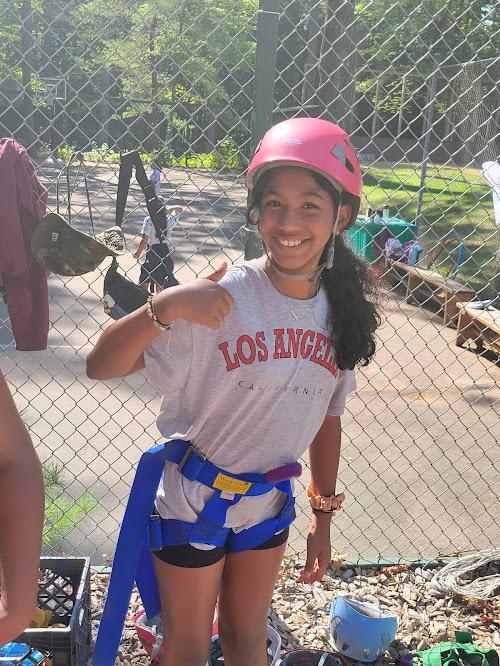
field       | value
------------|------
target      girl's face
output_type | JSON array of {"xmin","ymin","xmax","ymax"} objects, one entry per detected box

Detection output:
[{"xmin": 258, "ymin": 166, "xmax": 351, "ymax": 275}]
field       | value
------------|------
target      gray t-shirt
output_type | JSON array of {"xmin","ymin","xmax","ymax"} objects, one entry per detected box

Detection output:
[{"xmin": 144, "ymin": 260, "xmax": 356, "ymax": 536}]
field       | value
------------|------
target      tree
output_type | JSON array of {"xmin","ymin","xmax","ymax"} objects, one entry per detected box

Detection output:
[{"xmin": 317, "ymin": 0, "xmax": 358, "ymax": 126}]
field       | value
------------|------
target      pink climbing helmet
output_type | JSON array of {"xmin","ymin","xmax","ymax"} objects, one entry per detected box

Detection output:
[{"xmin": 245, "ymin": 117, "xmax": 363, "ymax": 228}]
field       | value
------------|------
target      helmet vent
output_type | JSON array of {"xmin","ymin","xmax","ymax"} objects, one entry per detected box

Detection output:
[
  {"xmin": 342, "ymin": 642, "xmax": 350, "ymax": 652},
  {"xmin": 344, "ymin": 158, "xmax": 356, "ymax": 174},
  {"xmin": 333, "ymin": 141, "xmax": 357, "ymax": 175},
  {"xmin": 382, "ymin": 634, "xmax": 390, "ymax": 645},
  {"xmin": 332, "ymin": 143, "xmax": 346, "ymax": 161},
  {"xmin": 345, "ymin": 139, "xmax": 360, "ymax": 165},
  {"xmin": 363, "ymin": 649, "xmax": 370, "ymax": 659}
]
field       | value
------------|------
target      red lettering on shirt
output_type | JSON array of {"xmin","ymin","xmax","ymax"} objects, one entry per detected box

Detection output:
[
  {"xmin": 236, "ymin": 335, "xmax": 256, "ymax": 365},
  {"xmin": 287, "ymin": 328, "xmax": 303, "ymax": 358},
  {"xmin": 218, "ymin": 341, "xmax": 240, "ymax": 371},
  {"xmin": 300, "ymin": 330, "xmax": 315, "ymax": 358},
  {"xmin": 220, "ymin": 328, "xmax": 339, "ymax": 378},
  {"xmin": 310, "ymin": 333, "xmax": 328, "ymax": 365},
  {"xmin": 256, "ymin": 331, "xmax": 268, "ymax": 362},
  {"xmin": 273, "ymin": 329, "xmax": 291, "ymax": 359},
  {"xmin": 327, "ymin": 350, "xmax": 339, "ymax": 377}
]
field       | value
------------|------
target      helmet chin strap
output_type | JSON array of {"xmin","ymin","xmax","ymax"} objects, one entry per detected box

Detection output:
[{"xmin": 266, "ymin": 205, "xmax": 342, "ymax": 283}]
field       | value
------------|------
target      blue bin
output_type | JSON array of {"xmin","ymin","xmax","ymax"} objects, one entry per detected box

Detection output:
[{"xmin": 347, "ymin": 218, "xmax": 418, "ymax": 262}]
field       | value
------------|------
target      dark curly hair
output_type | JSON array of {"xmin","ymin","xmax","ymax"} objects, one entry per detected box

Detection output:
[{"xmin": 248, "ymin": 168, "xmax": 381, "ymax": 370}]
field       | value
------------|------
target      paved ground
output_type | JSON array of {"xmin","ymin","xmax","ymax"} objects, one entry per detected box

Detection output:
[{"xmin": 1, "ymin": 161, "xmax": 499, "ymax": 564}]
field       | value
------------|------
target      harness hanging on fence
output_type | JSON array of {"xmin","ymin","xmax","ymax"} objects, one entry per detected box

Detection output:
[
  {"xmin": 102, "ymin": 151, "xmax": 173, "ymax": 319},
  {"xmin": 91, "ymin": 440, "xmax": 301, "ymax": 666},
  {"xmin": 115, "ymin": 151, "xmax": 169, "ymax": 242}
]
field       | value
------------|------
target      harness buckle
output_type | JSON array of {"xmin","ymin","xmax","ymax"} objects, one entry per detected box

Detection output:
[
  {"xmin": 147, "ymin": 513, "xmax": 164, "ymax": 550},
  {"xmin": 177, "ymin": 444, "xmax": 206, "ymax": 473}
]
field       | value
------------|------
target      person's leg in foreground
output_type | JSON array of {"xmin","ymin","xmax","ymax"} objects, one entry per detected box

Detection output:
[
  {"xmin": 218, "ymin": 540, "xmax": 286, "ymax": 666},
  {"xmin": 153, "ymin": 553, "xmax": 224, "ymax": 666}
]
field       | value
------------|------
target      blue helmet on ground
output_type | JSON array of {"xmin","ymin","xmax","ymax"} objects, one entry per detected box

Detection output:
[{"xmin": 329, "ymin": 596, "xmax": 399, "ymax": 662}]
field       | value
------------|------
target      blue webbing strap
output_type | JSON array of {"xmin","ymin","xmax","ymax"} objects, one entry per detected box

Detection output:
[
  {"xmin": 163, "ymin": 439, "xmax": 280, "ymax": 491},
  {"xmin": 226, "ymin": 480, "xmax": 296, "ymax": 552},
  {"xmin": 92, "ymin": 439, "xmax": 298, "ymax": 665},
  {"xmin": 146, "ymin": 478, "xmax": 297, "ymax": 553},
  {"xmin": 92, "ymin": 442, "xmax": 168, "ymax": 666}
]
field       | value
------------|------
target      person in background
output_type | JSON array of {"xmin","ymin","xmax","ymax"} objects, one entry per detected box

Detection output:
[
  {"xmin": 0, "ymin": 369, "xmax": 44, "ymax": 647},
  {"xmin": 150, "ymin": 162, "xmax": 162, "ymax": 197},
  {"xmin": 133, "ymin": 197, "xmax": 183, "ymax": 293}
]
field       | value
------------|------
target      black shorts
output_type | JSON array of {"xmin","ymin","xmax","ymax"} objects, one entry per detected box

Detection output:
[
  {"xmin": 138, "ymin": 243, "xmax": 179, "ymax": 288},
  {"xmin": 153, "ymin": 528, "xmax": 289, "ymax": 568}
]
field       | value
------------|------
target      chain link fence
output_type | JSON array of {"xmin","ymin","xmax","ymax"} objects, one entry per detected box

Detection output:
[{"xmin": 1, "ymin": 0, "xmax": 499, "ymax": 564}]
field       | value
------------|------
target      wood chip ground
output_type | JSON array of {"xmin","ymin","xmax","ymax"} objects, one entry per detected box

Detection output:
[{"xmin": 90, "ymin": 556, "xmax": 500, "ymax": 665}]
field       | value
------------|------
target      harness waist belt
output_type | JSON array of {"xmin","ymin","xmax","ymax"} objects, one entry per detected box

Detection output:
[{"xmin": 163, "ymin": 439, "xmax": 302, "ymax": 494}]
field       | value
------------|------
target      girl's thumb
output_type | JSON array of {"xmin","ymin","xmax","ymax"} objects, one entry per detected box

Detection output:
[{"xmin": 206, "ymin": 262, "xmax": 227, "ymax": 282}]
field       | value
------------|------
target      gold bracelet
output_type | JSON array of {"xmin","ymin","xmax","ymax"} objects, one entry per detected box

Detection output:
[
  {"xmin": 146, "ymin": 295, "xmax": 173, "ymax": 331},
  {"xmin": 306, "ymin": 483, "xmax": 345, "ymax": 512}
]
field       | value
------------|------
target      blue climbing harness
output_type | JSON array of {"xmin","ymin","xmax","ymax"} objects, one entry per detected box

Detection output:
[
  {"xmin": 92, "ymin": 440, "xmax": 300, "ymax": 666},
  {"xmin": 147, "ymin": 439, "xmax": 297, "ymax": 551}
]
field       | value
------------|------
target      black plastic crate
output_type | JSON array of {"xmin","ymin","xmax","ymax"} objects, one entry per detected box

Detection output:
[{"xmin": 18, "ymin": 557, "xmax": 91, "ymax": 666}]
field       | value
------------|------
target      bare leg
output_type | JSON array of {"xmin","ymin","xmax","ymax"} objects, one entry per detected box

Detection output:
[
  {"xmin": 217, "ymin": 542, "xmax": 286, "ymax": 666},
  {"xmin": 153, "ymin": 555, "xmax": 225, "ymax": 666}
]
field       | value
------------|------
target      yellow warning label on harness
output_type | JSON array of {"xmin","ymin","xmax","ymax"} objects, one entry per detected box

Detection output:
[{"xmin": 213, "ymin": 473, "xmax": 252, "ymax": 495}]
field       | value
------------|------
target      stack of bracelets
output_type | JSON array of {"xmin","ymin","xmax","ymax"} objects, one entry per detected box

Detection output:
[
  {"xmin": 147, "ymin": 294, "xmax": 173, "ymax": 331},
  {"xmin": 306, "ymin": 483, "xmax": 345, "ymax": 517}
]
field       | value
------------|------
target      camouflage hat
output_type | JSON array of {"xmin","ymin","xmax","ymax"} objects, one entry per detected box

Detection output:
[{"xmin": 30, "ymin": 212, "xmax": 126, "ymax": 277}]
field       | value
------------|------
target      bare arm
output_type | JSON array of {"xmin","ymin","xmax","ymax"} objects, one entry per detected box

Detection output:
[
  {"xmin": 86, "ymin": 263, "xmax": 234, "ymax": 380},
  {"xmin": 0, "ymin": 370, "xmax": 44, "ymax": 645},
  {"xmin": 133, "ymin": 234, "xmax": 149, "ymax": 259},
  {"xmin": 300, "ymin": 414, "xmax": 342, "ymax": 583}
]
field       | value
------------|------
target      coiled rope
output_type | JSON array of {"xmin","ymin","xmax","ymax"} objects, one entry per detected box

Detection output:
[{"xmin": 431, "ymin": 549, "xmax": 500, "ymax": 599}]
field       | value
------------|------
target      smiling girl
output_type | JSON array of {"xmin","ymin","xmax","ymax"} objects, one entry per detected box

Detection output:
[{"xmin": 86, "ymin": 118, "xmax": 380, "ymax": 666}]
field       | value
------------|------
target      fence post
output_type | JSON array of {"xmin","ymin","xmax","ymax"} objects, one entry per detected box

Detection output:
[{"xmin": 244, "ymin": 0, "xmax": 280, "ymax": 261}]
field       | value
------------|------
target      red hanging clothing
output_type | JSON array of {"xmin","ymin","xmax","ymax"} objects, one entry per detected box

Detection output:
[{"xmin": 0, "ymin": 138, "xmax": 50, "ymax": 351}]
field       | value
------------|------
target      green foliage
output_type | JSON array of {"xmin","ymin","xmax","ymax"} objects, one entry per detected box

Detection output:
[
  {"xmin": 81, "ymin": 143, "xmax": 121, "ymax": 163},
  {"xmin": 42, "ymin": 461, "xmax": 67, "ymax": 496},
  {"xmin": 198, "ymin": 139, "xmax": 247, "ymax": 170},
  {"xmin": 53, "ymin": 140, "xmax": 245, "ymax": 170},
  {"xmin": 54, "ymin": 143, "xmax": 121, "ymax": 163},
  {"xmin": 42, "ymin": 461, "xmax": 99, "ymax": 554}
]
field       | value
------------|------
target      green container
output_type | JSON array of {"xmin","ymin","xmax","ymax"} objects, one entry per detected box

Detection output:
[{"xmin": 347, "ymin": 218, "xmax": 418, "ymax": 262}]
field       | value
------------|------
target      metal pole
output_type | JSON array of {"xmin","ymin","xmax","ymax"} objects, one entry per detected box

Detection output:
[
  {"xmin": 302, "ymin": 0, "xmax": 321, "ymax": 105},
  {"xmin": 415, "ymin": 55, "xmax": 441, "ymax": 229},
  {"xmin": 244, "ymin": 0, "xmax": 280, "ymax": 260},
  {"xmin": 371, "ymin": 79, "xmax": 381, "ymax": 137},
  {"xmin": 397, "ymin": 75, "xmax": 407, "ymax": 138}
]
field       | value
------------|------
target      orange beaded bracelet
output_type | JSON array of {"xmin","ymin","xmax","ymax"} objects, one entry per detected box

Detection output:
[{"xmin": 306, "ymin": 483, "xmax": 345, "ymax": 512}]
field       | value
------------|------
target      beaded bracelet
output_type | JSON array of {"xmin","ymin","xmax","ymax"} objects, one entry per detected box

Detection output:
[
  {"xmin": 306, "ymin": 483, "xmax": 345, "ymax": 512},
  {"xmin": 146, "ymin": 295, "xmax": 173, "ymax": 331}
]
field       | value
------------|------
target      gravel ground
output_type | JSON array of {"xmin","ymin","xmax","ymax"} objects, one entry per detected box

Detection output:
[{"xmin": 89, "ymin": 555, "xmax": 500, "ymax": 665}]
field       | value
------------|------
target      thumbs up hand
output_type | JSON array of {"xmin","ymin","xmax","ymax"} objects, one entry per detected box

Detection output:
[{"xmin": 154, "ymin": 262, "xmax": 234, "ymax": 330}]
